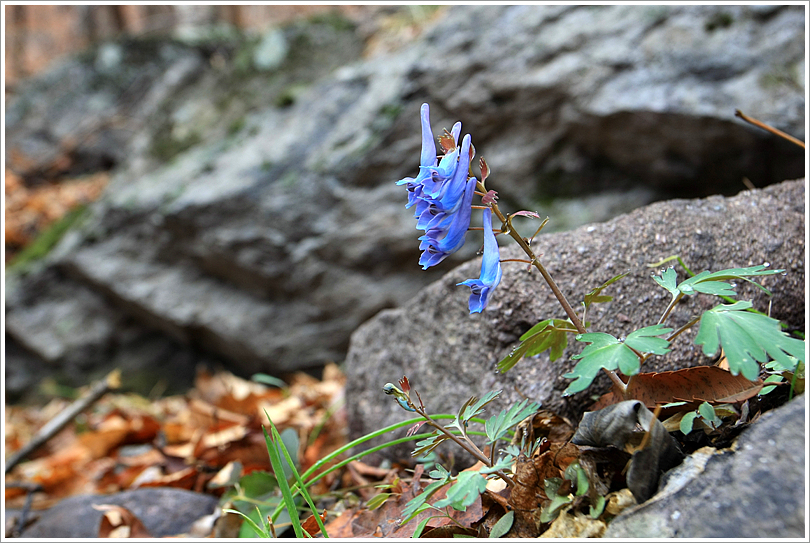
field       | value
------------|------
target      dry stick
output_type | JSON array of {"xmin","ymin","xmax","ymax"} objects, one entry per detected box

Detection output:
[
  {"xmin": 7, "ymin": 482, "xmax": 43, "ymax": 538},
  {"xmin": 735, "ymin": 109, "xmax": 805, "ymax": 149},
  {"xmin": 480, "ymin": 181, "xmax": 628, "ymax": 394},
  {"xmin": 5, "ymin": 370, "xmax": 121, "ymax": 473}
]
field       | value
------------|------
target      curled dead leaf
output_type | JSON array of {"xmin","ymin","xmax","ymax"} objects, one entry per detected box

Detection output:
[{"xmin": 92, "ymin": 504, "xmax": 152, "ymax": 538}]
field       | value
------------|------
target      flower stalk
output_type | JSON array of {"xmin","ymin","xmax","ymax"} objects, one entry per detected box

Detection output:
[{"xmin": 478, "ymin": 180, "xmax": 627, "ymax": 393}]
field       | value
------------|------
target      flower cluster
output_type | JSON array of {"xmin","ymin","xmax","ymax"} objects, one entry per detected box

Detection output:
[{"xmin": 397, "ymin": 103, "xmax": 501, "ymax": 313}]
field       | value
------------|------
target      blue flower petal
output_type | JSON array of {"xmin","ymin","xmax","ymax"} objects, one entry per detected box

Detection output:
[{"xmin": 457, "ymin": 207, "xmax": 502, "ymax": 313}]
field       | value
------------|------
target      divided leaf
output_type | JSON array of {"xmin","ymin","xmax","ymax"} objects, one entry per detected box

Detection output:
[
  {"xmin": 400, "ymin": 477, "xmax": 450, "ymax": 523},
  {"xmin": 412, "ymin": 432, "xmax": 450, "ymax": 458},
  {"xmin": 654, "ymin": 265, "xmax": 783, "ymax": 298},
  {"xmin": 464, "ymin": 391, "xmax": 501, "ymax": 422},
  {"xmin": 451, "ymin": 391, "xmax": 501, "ymax": 433},
  {"xmin": 694, "ymin": 301, "xmax": 806, "ymax": 381},
  {"xmin": 653, "ymin": 267, "xmax": 679, "ymax": 296},
  {"xmin": 563, "ymin": 326, "xmax": 672, "ymax": 396},
  {"xmin": 433, "ymin": 470, "xmax": 488, "ymax": 510},
  {"xmin": 484, "ymin": 399, "xmax": 542, "ymax": 443},
  {"xmin": 497, "ymin": 319, "xmax": 575, "ymax": 372},
  {"xmin": 624, "ymin": 324, "xmax": 673, "ymax": 355}
]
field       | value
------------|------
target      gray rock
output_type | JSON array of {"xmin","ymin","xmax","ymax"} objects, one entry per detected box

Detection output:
[
  {"xmin": 5, "ymin": 6, "xmax": 805, "ymax": 397},
  {"xmin": 344, "ymin": 180, "xmax": 804, "ymax": 461},
  {"xmin": 13, "ymin": 488, "xmax": 219, "ymax": 538},
  {"xmin": 604, "ymin": 396, "xmax": 806, "ymax": 538}
]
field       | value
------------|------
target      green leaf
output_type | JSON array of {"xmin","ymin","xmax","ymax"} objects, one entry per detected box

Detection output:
[
  {"xmin": 564, "ymin": 462, "xmax": 589, "ymax": 496},
  {"xmin": 433, "ymin": 470, "xmax": 488, "ymax": 510},
  {"xmin": 269, "ymin": 423, "xmax": 328, "ymax": 538},
  {"xmin": 449, "ymin": 391, "xmax": 501, "ymax": 435},
  {"xmin": 564, "ymin": 326, "xmax": 671, "ymax": 395},
  {"xmin": 653, "ymin": 267, "xmax": 679, "ymax": 296},
  {"xmin": 412, "ymin": 432, "xmax": 450, "ymax": 458},
  {"xmin": 583, "ymin": 272, "xmax": 630, "ymax": 308},
  {"xmin": 412, "ymin": 517, "xmax": 432, "ymax": 538},
  {"xmin": 698, "ymin": 402, "xmax": 720, "ymax": 429},
  {"xmin": 497, "ymin": 319, "xmax": 574, "ymax": 372},
  {"xmin": 262, "ymin": 424, "xmax": 304, "ymax": 538},
  {"xmin": 539, "ymin": 478, "xmax": 572, "ymax": 523},
  {"xmin": 401, "ymin": 478, "xmax": 449, "ymax": 524},
  {"xmin": 429, "ymin": 465, "xmax": 450, "ymax": 480},
  {"xmin": 251, "ymin": 373, "xmax": 287, "ymax": 388},
  {"xmin": 564, "ymin": 334, "xmax": 633, "ymax": 395},
  {"xmin": 224, "ymin": 507, "xmax": 271, "ymax": 538},
  {"xmin": 624, "ymin": 324, "xmax": 673, "ymax": 355},
  {"xmin": 694, "ymin": 301, "xmax": 806, "ymax": 381},
  {"xmin": 765, "ymin": 356, "xmax": 801, "ymax": 373},
  {"xmin": 589, "ymin": 495, "xmax": 606, "ymax": 519},
  {"xmin": 679, "ymin": 411, "xmax": 698, "ymax": 435},
  {"xmin": 678, "ymin": 265, "xmax": 782, "ymax": 297},
  {"xmin": 463, "ymin": 391, "xmax": 501, "ymax": 422},
  {"xmin": 484, "ymin": 399, "xmax": 542, "ymax": 443},
  {"xmin": 366, "ymin": 492, "xmax": 391, "ymax": 511},
  {"xmin": 489, "ymin": 511, "xmax": 514, "ymax": 538},
  {"xmin": 659, "ymin": 401, "xmax": 687, "ymax": 408}
]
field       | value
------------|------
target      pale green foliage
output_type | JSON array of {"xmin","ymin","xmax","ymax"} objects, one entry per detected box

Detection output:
[
  {"xmin": 654, "ymin": 265, "xmax": 782, "ymax": 298},
  {"xmin": 497, "ymin": 319, "xmax": 575, "ymax": 372},
  {"xmin": 485, "ymin": 398, "xmax": 542, "ymax": 443},
  {"xmin": 563, "ymin": 325, "xmax": 672, "ymax": 395},
  {"xmin": 694, "ymin": 301, "xmax": 806, "ymax": 381}
]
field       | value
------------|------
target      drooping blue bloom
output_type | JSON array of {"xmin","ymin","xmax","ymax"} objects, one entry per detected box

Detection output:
[
  {"xmin": 417, "ymin": 134, "xmax": 476, "ymax": 269},
  {"xmin": 397, "ymin": 104, "xmax": 477, "ymax": 270},
  {"xmin": 458, "ymin": 207, "xmax": 502, "ymax": 313}
]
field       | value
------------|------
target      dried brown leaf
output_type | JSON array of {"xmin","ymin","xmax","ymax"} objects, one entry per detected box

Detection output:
[
  {"xmin": 93, "ymin": 504, "xmax": 152, "ymax": 538},
  {"xmin": 591, "ymin": 366, "xmax": 763, "ymax": 413}
]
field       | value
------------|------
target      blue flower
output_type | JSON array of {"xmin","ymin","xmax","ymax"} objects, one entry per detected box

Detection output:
[
  {"xmin": 416, "ymin": 134, "xmax": 476, "ymax": 269},
  {"xmin": 398, "ymin": 104, "xmax": 477, "ymax": 270},
  {"xmin": 458, "ymin": 207, "xmax": 502, "ymax": 313},
  {"xmin": 396, "ymin": 103, "xmax": 438, "ymax": 210}
]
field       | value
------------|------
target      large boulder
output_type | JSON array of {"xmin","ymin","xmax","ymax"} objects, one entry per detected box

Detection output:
[
  {"xmin": 605, "ymin": 395, "xmax": 805, "ymax": 538},
  {"xmin": 5, "ymin": 5, "xmax": 805, "ymax": 400},
  {"xmin": 344, "ymin": 180, "xmax": 804, "ymax": 459}
]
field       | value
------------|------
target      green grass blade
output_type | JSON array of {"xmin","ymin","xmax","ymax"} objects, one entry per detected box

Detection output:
[
  {"xmin": 223, "ymin": 508, "xmax": 270, "ymax": 538},
  {"xmin": 268, "ymin": 415, "xmax": 485, "ymax": 524},
  {"xmin": 267, "ymin": 418, "xmax": 329, "ymax": 538},
  {"xmin": 262, "ymin": 422, "xmax": 305, "ymax": 538}
]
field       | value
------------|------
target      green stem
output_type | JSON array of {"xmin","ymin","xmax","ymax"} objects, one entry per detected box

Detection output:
[
  {"xmin": 640, "ymin": 316, "xmax": 701, "ymax": 364},
  {"xmin": 415, "ymin": 406, "xmax": 514, "ymax": 488},
  {"xmin": 658, "ymin": 293, "xmax": 685, "ymax": 326}
]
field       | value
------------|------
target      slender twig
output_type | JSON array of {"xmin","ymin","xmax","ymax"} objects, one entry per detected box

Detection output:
[
  {"xmin": 5, "ymin": 370, "xmax": 121, "ymax": 473},
  {"xmin": 735, "ymin": 109, "xmax": 805, "ymax": 148},
  {"xmin": 7, "ymin": 482, "xmax": 42, "ymax": 537}
]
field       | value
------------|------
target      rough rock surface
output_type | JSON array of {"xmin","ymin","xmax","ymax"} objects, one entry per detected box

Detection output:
[
  {"xmin": 605, "ymin": 395, "xmax": 805, "ymax": 538},
  {"xmin": 344, "ymin": 180, "xmax": 804, "ymax": 460},
  {"xmin": 5, "ymin": 5, "xmax": 805, "ymax": 400},
  {"xmin": 13, "ymin": 488, "xmax": 219, "ymax": 538}
]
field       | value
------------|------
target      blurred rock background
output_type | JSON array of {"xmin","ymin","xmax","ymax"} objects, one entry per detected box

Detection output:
[{"xmin": 4, "ymin": 4, "xmax": 805, "ymax": 404}]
